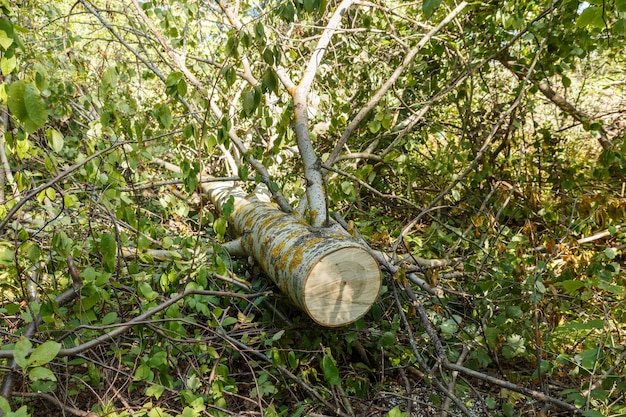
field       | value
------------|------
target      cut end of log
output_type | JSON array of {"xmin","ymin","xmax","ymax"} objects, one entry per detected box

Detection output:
[{"xmin": 303, "ymin": 246, "xmax": 381, "ymax": 327}]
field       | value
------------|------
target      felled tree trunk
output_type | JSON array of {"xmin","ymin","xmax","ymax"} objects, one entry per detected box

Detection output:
[{"xmin": 204, "ymin": 181, "xmax": 381, "ymax": 327}]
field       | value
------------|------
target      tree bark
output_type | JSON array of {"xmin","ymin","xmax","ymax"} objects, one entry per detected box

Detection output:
[{"xmin": 204, "ymin": 181, "xmax": 381, "ymax": 327}]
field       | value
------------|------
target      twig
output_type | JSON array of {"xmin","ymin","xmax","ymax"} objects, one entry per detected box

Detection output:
[
  {"xmin": 0, "ymin": 289, "xmax": 265, "ymax": 359},
  {"xmin": 441, "ymin": 346, "xmax": 469, "ymax": 417},
  {"xmin": 0, "ymin": 140, "xmax": 129, "ymax": 233},
  {"xmin": 0, "ymin": 267, "xmax": 41, "ymax": 406},
  {"xmin": 322, "ymin": 163, "xmax": 420, "ymax": 210},
  {"xmin": 391, "ymin": 282, "xmax": 473, "ymax": 416},
  {"xmin": 397, "ymin": 3, "xmax": 554, "ymax": 257},
  {"xmin": 217, "ymin": 331, "xmax": 354, "ymax": 417},
  {"xmin": 582, "ymin": 348, "xmax": 626, "ymax": 397},
  {"xmin": 379, "ymin": 1, "xmax": 560, "ymax": 161},
  {"xmin": 497, "ymin": 52, "xmax": 613, "ymax": 150},
  {"xmin": 0, "ymin": 257, "xmax": 83, "ymax": 416},
  {"xmin": 326, "ymin": 2, "xmax": 468, "ymax": 167},
  {"xmin": 443, "ymin": 362, "xmax": 583, "ymax": 414},
  {"xmin": 216, "ymin": 1, "xmax": 258, "ymax": 85},
  {"xmin": 10, "ymin": 392, "xmax": 97, "ymax": 417},
  {"xmin": 117, "ymin": 176, "xmax": 254, "ymax": 192},
  {"xmin": 281, "ymin": 0, "xmax": 356, "ymax": 226},
  {"xmin": 577, "ymin": 225, "xmax": 623, "ymax": 244},
  {"xmin": 0, "ymin": 83, "xmax": 20, "ymax": 201}
]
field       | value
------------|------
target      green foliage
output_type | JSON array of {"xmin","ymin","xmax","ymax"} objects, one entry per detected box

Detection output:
[
  {"xmin": 7, "ymin": 80, "xmax": 48, "ymax": 133},
  {"xmin": 1, "ymin": 0, "xmax": 625, "ymax": 415}
]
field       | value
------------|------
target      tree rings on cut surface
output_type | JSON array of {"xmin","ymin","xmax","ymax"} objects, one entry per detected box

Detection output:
[{"xmin": 303, "ymin": 246, "xmax": 381, "ymax": 326}]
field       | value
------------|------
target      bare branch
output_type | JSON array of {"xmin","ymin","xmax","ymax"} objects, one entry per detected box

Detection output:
[
  {"xmin": 497, "ymin": 52, "xmax": 613, "ymax": 150},
  {"xmin": 10, "ymin": 392, "xmax": 97, "ymax": 417},
  {"xmin": 326, "ymin": 2, "xmax": 468, "ymax": 167},
  {"xmin": 0, "ymin": 289, "xmax": 265, "ymax": 359},
  {"xmin": 298, "ymin": 0, "xmax": 354, "ymax": 95},
  {"xmin": 0, "ymin": 140, "xmax": 129, "ymax": 233},
  {"xmin": 290, "ymin": 0, "xmax": 356, "ymax": 226}
]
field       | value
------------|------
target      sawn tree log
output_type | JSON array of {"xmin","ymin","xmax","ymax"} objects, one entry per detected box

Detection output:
[{"xmin": 205, "ymin": 181, "xmax": 381, "ymax": 327}]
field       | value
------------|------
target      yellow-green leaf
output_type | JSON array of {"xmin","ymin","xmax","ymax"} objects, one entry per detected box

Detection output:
[
  {"xmin": 28, "ymin": 340, "xmax": 61, "ymax": 367},
  {"xmin": 29, "ymin": 366, "xmax": 57, "ymax": 381},
  {"xmin": 13, "ymin": 337, "xmax": 32, "ymax": 369},
  {"xmin": 0, "ymin": 18, "xmax": 14, "ymax": 50},
  {"xmin": 47, "ymin": 128, "xmax": 64, "ymax": 153}
]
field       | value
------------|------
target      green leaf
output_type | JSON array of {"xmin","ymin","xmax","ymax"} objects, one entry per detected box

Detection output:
[
  {"xmin": 26, "ymin": 242, "xmax": 42, "ymax": 264},
  {"xmin": 28, "ymin": 341, "xmax": 61, "ymax": 367},
  {"xmin": 34, "ymin": 62, "xmax": 49, "ymax": 91},
  {"xmin": 101, "ymin": 66, "xmax": 118, "ymax": 89},
  {"xmin": 134, "ymin": 363, "xmax": 154, "ymax": 382},
  {"xmin": 222, "ymin": 65, "xmax": 236, "ymax": 87},
  {"xmin": 155, "ymin": 103, "xmax": 172, "ymax": 128},
  {"xmin": 29, "ymin": 366, "xmax": 57, "ymax": 381},
  {"xmin": 4, "ymin": 406, "xmax": 29, "ymax": 417},
  {"xmin": 561, "ymin": 319, "xmax": 604, "ymax": 330},
  {"xmin": 225, "ymin": 32, "xmax": 239, "ymax": 58},
  {"xmin": 138, "ymin": 281, "xmax": 158, "ymax": 301},
  {"xmin": 321, "ymin": 351, "xmax": 341, "ymax": 386},
  {"xmin": 0, "ymin": 397, "xmax": 10, "ymax": 413},
  {"xmin": 555, "ymin": 279, "xmax": 585, "ymax": 294},
  {"xmin": 576, "ymin": 348, "xmax": 600, "ymax": 370},
  {"xmin": 422, "ymin": 0, "xmax": 441, "ymax": 17},
  {"xmin": 102, "ymin": 312, "xmax": 118, "ymax": 325},
  {"xmin": 148, "ymin": 350, "xmax": 168, "ymax": 367},
  {"xmin": 304, "ymin": 0, "xmax": 317, "ymax": 13},
  {"xmin": 377, "ymin": 331, "xmax": 396, "ymax": 349},
  {"xmin": 576, "ymin": 6, "xmax": 604, "ymax": 29},
  {"xmin": 604, "ymin": 247, "xmax": 616, "ymax": 259},
  {"xmin": 288, "ymin": 351, "xmax": 298, "ymax": 369},
  {"xmin": 7, "ymin": 81, "xmax": 27, "ymax": 123},
  {"xmin": 262, "ymin": 68, "xmax": 279, "ymax": 94},
  {"xmin": 183, "ymin": 123, "xmax": 195, "ymax": 139},
  {"xmin": 46, "ymin": 128, "xmax": 64, "ymax": 153},
  {"xmin": 146, "ymin": 384, "xmax": 165, "ymax": 399},
  {"xmin": 165, "ymin": 71, "xmax": 183, "ymax": 88},
  {"xmin": 386, "ymin": 406, "xmax": 409, "ymax": 417},
  {"xmin": 505, "ymin": 305, "xmax": 523, "ymax": 318},
  {"xmin": 262, "ymin": 47, "xmax": 274, "ymax": 65},
  {"xmin": 177, "ymin": 78, "xmax": 187, "ymax": 96},
  {"xmin": 238, "ymin": 165, "xmax": 249, "ymax": 182},
  {"xmin": 272, "ymin": 330, "xmax": 285, "ymax": 341},
  {"xmin": 213, "ymin": 217, "xmax": 228, "ymax": 237},
  {"xmin": 242, "ymin": 89, "xmax": 256, "ymax": 115},
  {"xmin": 220, "ymin": 316, "xmax": 236, "ymax": 327},
  {"xmin": 439, "ymin": 319, "xmax": 459, "ymax": 335},
  {"xmin": 368, "ymin": 118, "xmax": 381, "ymax": 133},
  {"xmin": 340, "ymin": 181, "xmax": 355, "ymax": 196},
  {"xmin": 254, "ymin": 22, "xmax": 265, "ymax": 39},
  {"xmin": 0, "ymin": 18, "xmax": 14, "ymax": 50},
  {"xmin": 280, "ymin": 2, "xmax": 295, "ymax": 22},
  {"xmin": 241, "ymin": 30, "xmax": 251, "ymax": 47},
  {"xmin": 23, "ymin": 83, "xmax": 48, "ymax": 132},
  {"xmin": 222, "ymin": 195, "xmax": 235, "ymax": 218},
  {"xmin": 100, "ymin": 232, "xmax": 117, "ymax": 272},
  {"xmin": 1, "ymin": 53, "xmax": 16, "ymax": 75},
  {"xmin": 502, "ymin": 334, "xmax": 526, "ymax": 359},
  {"xmin": 13, "ymin": 337, "xmax": 32, "ymax": 369},
  {"xmin": 562, "ymin": 75, "xmax": 572, "ymax": 89},
  {"xmin": 582, "ymin": 410, "xmax": 605, "ymax": 417}
]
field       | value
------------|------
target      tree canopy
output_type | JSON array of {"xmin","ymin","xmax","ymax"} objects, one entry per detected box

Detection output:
[{"xmin": 1, "ymin": 0, "xmax": 625, "ymax": 416}]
